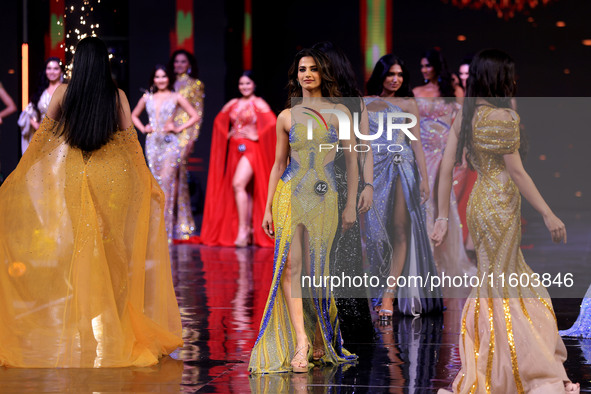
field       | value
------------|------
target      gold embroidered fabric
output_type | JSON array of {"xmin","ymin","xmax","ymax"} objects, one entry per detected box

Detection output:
[
  {"xmin": 0, "ymin": 117, "xmax": 183, "ymax": 367},
  {"xmin": 172, "ymin": 73, "xmax": 204, "ymax": 239},
  {"xmin": 440, "ymin": 106, "xmax": 569, "ymax": 393}
]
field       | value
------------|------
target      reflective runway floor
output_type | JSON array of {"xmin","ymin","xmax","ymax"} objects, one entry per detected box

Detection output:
[{"xmin": 1, "ymin": 212, "xmax": 590, "ymax": 392}]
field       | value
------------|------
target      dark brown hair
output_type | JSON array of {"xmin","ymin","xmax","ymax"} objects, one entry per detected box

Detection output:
[{"xmin": 286, "ymin": 48, "xmax": 341, "ymax": 107}]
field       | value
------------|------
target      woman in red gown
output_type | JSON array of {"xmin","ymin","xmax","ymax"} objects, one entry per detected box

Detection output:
[{"xmin": 200, "ymin": 71, "xmax": 276, "ymax": 247}]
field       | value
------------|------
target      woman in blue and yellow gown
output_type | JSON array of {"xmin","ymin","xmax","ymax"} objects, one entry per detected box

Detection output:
[
  {"xmin": 0, "ymin": 37, "xmax": 183, "ymax": 368},
  {"xmin": 249, "ymin": 48, "xmax": 358, "ymax": 374},
  {"xmin": 432, "ymin": 49, "xmax": 578, "ymax": 393}
]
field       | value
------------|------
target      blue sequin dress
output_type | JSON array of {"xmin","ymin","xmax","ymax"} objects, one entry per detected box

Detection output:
[
  {"xmin": 560, "ymin": 285, "xmax": 591, "ymax": 338},
  {"xmin": 362, "ymin": 97, "xmax": 443, "ymax": 316}
]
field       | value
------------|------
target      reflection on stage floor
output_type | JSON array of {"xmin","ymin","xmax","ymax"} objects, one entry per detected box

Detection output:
[{"xmin": 1, "ymin": 212, "xmax": 590, "ymax": 393}]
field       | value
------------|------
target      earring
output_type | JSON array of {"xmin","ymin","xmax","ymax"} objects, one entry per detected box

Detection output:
[
  {"xmin": 188, "ymin": 67, "xmax": 192, "ymax": 74},
  {"xmin": 424, "ymin": 79, "xmax": 428, "ymax": 84}
]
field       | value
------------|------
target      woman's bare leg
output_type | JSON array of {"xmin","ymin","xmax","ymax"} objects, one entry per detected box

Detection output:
[
  {"xmin": 233, "ymin": 156, "xmax": 254, "ymax": 246},
  {"xmin": 380, "ymin": 177, "xmax": 410, "ymax": 318},
  {"xmin": 281, "ymin": 225, "xmax": 309, "ymax": 369}
]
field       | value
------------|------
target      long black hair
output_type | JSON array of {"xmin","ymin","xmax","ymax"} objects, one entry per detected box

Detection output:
[
  {"xmin": 312, "ymin": 41, "xmax": 362, "ymax": 116},
  {"xmin": 366, "ymin": 54, "xmax": 413, "ymax": 97},
  {"xmin": 31, "ymin": 57, "xmax": 63, "ymax": 117},
  {"xmin": 456, "ymin": 49, "xmax": 526, "ymax": 167},
  {"xmin": 58, "ymin": 37, "xmax": 119, "ymax": 151},
  {"xmin": 286, "ymin": 48, "xmax": 341, "ymax": 107},
  {"xmin": 149, "ymin": 64, "xmax": 174, "ymax": 93},
  {"xmin": 421, "ymin": 48, "xmax": 455, "ymax": 98},
  {"xmin": 167, "ymin": 49, "xmax": 199, "ymax": 81}
]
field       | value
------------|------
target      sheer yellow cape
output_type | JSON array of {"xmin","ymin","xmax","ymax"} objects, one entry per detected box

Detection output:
[{"xmin": 0, "ymin": 116, "xmax": 183, "ymax": 367}]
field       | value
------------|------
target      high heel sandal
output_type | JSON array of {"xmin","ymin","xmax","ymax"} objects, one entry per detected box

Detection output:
[
  {"xmin": 379, "ymin": 288, "xmax": 397, "ymax": 321},
  {"xmin": 290, "ymin": 343, "xmax": 310, "ymax": 373}
]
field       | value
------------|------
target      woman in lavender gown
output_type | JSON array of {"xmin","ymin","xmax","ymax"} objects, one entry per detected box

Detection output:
[
  {"xmin": 363, "ymin": 54, "xmax": 443, "ymax": 318},
  {"xmin": 413, "ymin": 48, "xmax": 475, "ymax": 279}
]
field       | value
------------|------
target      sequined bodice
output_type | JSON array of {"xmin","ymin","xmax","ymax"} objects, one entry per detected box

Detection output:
[
  {"xmin": 230, "ymin": 101, "xmax": 256, "ymax": 129},
  {"xmin": 145, "ymin": 93, "xmax": 177, "ymax": 132},
  {"xmin": 284, "ymin": 120, "xmax": 338, "ymax": 188},
  {"xmin": 229, "ymin": 100, "xmax": 258, "ymax": 139},
  {"xmin": 467, "ymin": 104, "xmax": 521, "ymax": 280},
  {"xmin": 471, "ymin": 105, "xmax": 520, "ymax": 182},
  {"xmin": 417, "ymin": 97, "xmax": 460, "ymax": 155}
]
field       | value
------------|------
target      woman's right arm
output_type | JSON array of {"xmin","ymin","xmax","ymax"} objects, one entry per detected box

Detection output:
[
  {"xmin": 357, "ymin": 104, "xmax": 374, "ymax": 213},
  {"xmin": 131, "ymin": 96, "xmax": 149, "ymax": 133},
  {"xmin": 430, "ymin": 110, "xmax": 461, "ymax": 246},
  {"xmin": 0, "ymin": 85, "xmax": 17, "ymax": 124},
  {"xmin": 504, "ymin": 151, "xmax": 566, "ymax": 243},
  {"xmin": 261, "ymin": 109, "xmax": 290, "ymax": 237}
]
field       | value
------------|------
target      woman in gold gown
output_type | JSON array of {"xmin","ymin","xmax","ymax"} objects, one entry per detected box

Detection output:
[
  {"xmin": 249, "ymin": 48, "xmax": 358, "ymax": 374},
  {"xmin": 0, "ymin": 37, "xmax": 183, "ymax": 368},
  {"xmin": 166, "ymin": 50, "xmax": 205, "ymax": 239},
  {"xmin": 432, "ymin": 49, "xmax": 578, "ymax": 393}
]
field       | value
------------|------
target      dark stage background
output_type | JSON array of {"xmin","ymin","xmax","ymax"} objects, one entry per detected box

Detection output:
[{"xmin": 0, "ymin": 0, "xmax": 589, "ymax": 215}]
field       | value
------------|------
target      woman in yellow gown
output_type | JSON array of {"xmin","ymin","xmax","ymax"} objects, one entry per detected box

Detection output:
[
  {"xmin": 432, "ymin": 49, "xmax": 578, "ymax": 393},
  {"xmin": 249, "ymin": 48, "xmax": 358, "ymax": 374},
  {"xmin": 0, "ymin": 37, "xmax": 183, "ymax": 368}
]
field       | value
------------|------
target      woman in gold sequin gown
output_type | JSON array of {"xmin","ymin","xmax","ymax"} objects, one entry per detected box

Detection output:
[
  {"xmin": 167, "ymin": 50, "xmax": 205, "ymax": 239},
  {"xmin": 249, "ymin": 48, "xmax": 358, "ymax": 374},
  {"xmin": 432, "ymin": 49, "xmax": 578, "ymax": 394},
  {"xmin": 0, "ymin": 37, "xmax": 183, "ymax": 368}
]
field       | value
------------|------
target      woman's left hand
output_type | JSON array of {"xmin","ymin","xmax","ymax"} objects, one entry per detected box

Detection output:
[
  {"xmin": 342, "ymin": 205, "xmax": 357, "ymax": 231},
  {"xmin": 420, "ymin": 178, "xmax": 430, "ymax": 204},
  {"xmin": 164, "ymin": 121, "xmax": 179, "ymax": 133},
  {"xmin": 357, "ymin": 186, "xmax": 373, "ymax": 214},
  {"xmin": 430, "ymin": 220, "xmax": 448, "ymax": 247}
]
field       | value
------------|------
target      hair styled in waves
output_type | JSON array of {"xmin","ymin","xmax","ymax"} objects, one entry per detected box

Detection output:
[
  {"xmin": 58, "ymin": 37, "xmax": 119, "ymax": 151},
  {"xmin": 456, "ymin": 49, "xmax": 527, "ymax": 168},
  {"xmin": 286, "ymin": 48, "xmax": 341, "ymax": 107}
]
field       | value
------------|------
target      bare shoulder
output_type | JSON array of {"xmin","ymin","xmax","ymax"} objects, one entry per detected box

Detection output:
[
  {"xmin": 221, "ymin": 98, "xmax": 238, "ymax": 112},
  {"xmin": 253, "ymin": 97, "xmax": 271, "ymax": 112},
  {"xmin": 412, "ymin": 86, "xmax": 425, "ymax": 96},
  {"xmin": 277, "ymin": 108, "xmax": 291, "ymax": 129},
  {"xmin": 172, "ymin": 91, "xmax": 184, "ymax": 102},
  {"xmin": 334, "ymin": 102, "xmax": 351, "ymax": 115}
]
